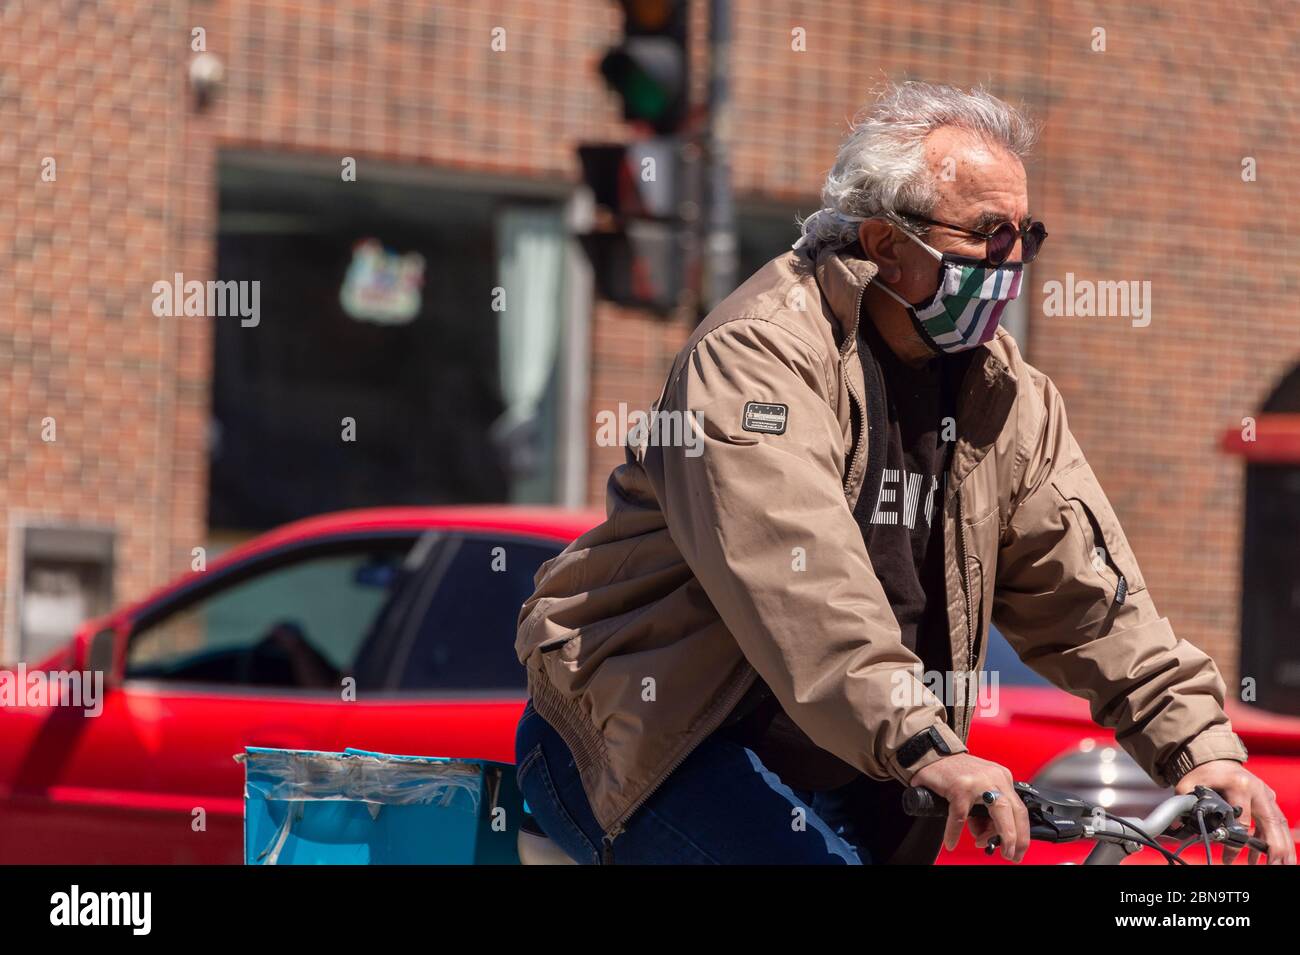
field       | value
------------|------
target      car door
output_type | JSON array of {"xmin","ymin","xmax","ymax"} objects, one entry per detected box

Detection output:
[
  {"xmin": 333, "ymin": 530, "xmax": 564, "ymax": 764},
  {"xmin": 0, "ymin": 530, "xmax": 431, "ymax": 864}
]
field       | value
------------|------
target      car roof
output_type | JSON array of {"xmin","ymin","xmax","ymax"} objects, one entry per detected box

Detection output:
[
  {"xmin": 242, "ymin": 505, "xmax": 603, "ymax": 551},
  {"xmin": 99, "ymin": 505, "xmax": 602, "ymax": 630}
]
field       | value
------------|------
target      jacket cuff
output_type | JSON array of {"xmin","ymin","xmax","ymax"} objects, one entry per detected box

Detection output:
[
  {"xmin": 888, "ymin": 721, "xmax": 967, "ymax": 785},
  {"xmin": 1157, "ymin": 725, "xmax": 1249, "ymax": 787}
]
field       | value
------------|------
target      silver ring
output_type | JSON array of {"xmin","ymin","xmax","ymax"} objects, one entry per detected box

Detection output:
[{"xmin": 982, "ymin": 789, "xmax": 1002, "ymax": 805}]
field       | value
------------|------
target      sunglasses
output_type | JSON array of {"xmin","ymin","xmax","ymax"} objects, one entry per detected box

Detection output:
[{"xmin": 900, "ymin": 213, "xmax": 1048, "ymax": 266}]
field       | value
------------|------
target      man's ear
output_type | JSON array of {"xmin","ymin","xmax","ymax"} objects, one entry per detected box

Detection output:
[{"xmin": 858, "ymin": 219, "xmax": 902, "ymax": 283}]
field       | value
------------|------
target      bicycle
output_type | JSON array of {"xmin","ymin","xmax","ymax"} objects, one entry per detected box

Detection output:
[{"xmin": 902, "ymin": 780, "xmax": 1272, "ymax": 864}]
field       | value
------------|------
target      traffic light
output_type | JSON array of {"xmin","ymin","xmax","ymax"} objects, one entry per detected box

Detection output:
[
  {"xmin": 577, "ymin": 141, "xmax": 699, "ymax": 314},
  {"xmin": 577, "ymin": 1, "xmax": 696, "ymax": 314},
  {"xmin": 599, "ymin": 0, "xmax": 690, "ymax": 134},
  {"xmin": 578, "ymin": 140, "xmax": 682, "ymax": 221},
  {"xmin": 579, "ymin": 223, "xmax": 688, "ymax": 314}
]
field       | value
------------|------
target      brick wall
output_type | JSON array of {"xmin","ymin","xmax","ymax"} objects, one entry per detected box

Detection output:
[
  {"xmin": 0, "ymin": 0, "xmax": 211, "ymax": 655},
  {"xmin": 2, "ymin": 0, "xmax": 1296, "ymax": 678}
]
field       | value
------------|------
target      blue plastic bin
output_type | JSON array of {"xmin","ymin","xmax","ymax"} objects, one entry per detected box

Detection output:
[{"xmin": 240, "ymin": 746, "xmax": 522, "ymax": 864}]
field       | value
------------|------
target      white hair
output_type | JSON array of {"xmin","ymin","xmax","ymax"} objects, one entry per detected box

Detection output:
[{"xmin": 796, "ymin": 81, "xmax": 1038, "ymax": 253}]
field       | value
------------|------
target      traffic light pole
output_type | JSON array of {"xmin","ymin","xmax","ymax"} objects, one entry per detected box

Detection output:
[{"xmin": 703, "ymin": 0, "xmax": 738, "ymax": 314}]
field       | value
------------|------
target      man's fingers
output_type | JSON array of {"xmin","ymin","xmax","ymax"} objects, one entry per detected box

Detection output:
[
  {"xmin": 1235, "ymin": 795, "xmax": 1253, "ymax": 837},
  {"xmin": 944, "ymin": 804, "xmax": 969, "ymax": 852},
  {"xmin": 987, "ymin": 798, "xmax": 1019, "ymax": 861},
  {"xmin": 1219, "ymin": 783, "xmax": 1294, "ymax": 865},
  {"xmin": 967, "ymin": 815, "xmax": 995, "ymax": 847},
  {"xmin": 1009, "ymin": 789, "xmax": 1031, "ymax": 863},
  {"xmin": 1236, "ymin": 784, "xmax": 1295, "ymax": 865},
  {"xmin": 1255, "ymin": 807, "xmax": 1295, "ymax": 865}
]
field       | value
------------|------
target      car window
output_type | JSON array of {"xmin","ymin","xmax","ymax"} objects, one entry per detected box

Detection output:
[
  {"xmin": 376, "ymin": 534, "xmax": 562, "ymax": 693},
  {"xmin": 125, "ymin": 537, "xmax": 419, "ymax": 690}
]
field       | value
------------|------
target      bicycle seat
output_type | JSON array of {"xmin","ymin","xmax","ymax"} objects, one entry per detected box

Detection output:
[{"xmin": 517, "ymin": 811, "xmax": 578, "ymax": 865}]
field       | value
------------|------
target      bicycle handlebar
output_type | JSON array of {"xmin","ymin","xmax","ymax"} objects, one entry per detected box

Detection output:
[
  {"xmin": 901, "ymin": 785, "xmax": 963, "ymax": 818},
  {"xmin": 901, "ymin": 781, "xmax": 1270, "ymax": 864}
]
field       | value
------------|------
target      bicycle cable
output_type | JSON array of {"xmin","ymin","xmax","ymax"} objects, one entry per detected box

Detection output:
[
  {"xmin": 1196, "ymin": 808, "xmax": 1214, "ymax": 865},
  {"xmin": 1104, "ymin": 813, "xmax": 1187, "ymax": 865}
]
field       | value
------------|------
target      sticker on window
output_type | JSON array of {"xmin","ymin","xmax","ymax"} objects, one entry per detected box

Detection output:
[{"xmin": 742, "ymin": 401, "xmax": 788, "ymax": 435}]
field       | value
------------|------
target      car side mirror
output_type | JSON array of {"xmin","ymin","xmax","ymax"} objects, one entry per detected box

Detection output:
[{"xmin": 85, "ymin": 627, "xmax": 119, "ymax": 684}]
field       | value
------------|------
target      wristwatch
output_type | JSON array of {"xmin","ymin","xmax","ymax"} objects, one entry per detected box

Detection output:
[{"xmin": 897, "ymin": 725, "xmax": 955, "ymax": 769}]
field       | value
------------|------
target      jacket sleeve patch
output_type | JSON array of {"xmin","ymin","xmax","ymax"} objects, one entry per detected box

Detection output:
[{"xmin": 741, "ymin": 401, "xmax": 788, "ymax": 435}]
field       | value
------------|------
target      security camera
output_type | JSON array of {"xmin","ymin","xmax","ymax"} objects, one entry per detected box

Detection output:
[{"xmin": 189, "ymin": 53, "xmax": 224, "ymax": 107}]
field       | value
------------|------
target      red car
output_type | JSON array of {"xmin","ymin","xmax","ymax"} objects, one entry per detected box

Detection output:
[
  {"xmin": 1, "ymin": 505, "xmax": 1295, "ymax": 864},
  {"xmin": 0, "ymin": 506, "xmax": 601, "ymax": 864}
]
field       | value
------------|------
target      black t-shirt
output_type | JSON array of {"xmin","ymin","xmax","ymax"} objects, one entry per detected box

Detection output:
[
  {"xmin": 853, "ymin": 314, "xmax": 958, "ymax": 688},
  {"xmin": 715, "ymin": 313, "xmax": 968, "ymax": 861}
]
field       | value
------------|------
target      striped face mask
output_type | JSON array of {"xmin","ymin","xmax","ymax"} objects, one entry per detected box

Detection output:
[{"xmin": 874, "ymin": 224, "xmax": 1023, "ymax": 355}]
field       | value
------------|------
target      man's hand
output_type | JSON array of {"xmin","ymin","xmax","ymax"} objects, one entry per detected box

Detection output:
[
  {"xmin": 910, "ymin": 752, "xmax": 1030, "ymax": 862},
  {"xmin": 1177, "ymin": 760, "xmax": 1296, "ymax": 865}
]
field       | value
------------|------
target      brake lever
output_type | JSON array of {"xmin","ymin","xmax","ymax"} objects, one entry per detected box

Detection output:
[
  {"xmin": 1162, "ymin": 787, "xmax": 1267, "ymax": 864},
  {"xmin": 972, "ymin": 782, "xmax": 1095, "ymax": 855},
  {"xmin": 1190, "ymin": 785, "xmax": 1238, "ymax": 831}
]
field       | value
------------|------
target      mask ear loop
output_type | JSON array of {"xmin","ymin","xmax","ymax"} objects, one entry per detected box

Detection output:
[
  {"xmin": 881, "ymin": 212, "xmax": 943, "ymax": 261},
  {"xmin": 869, "ymin": 213, "xmax": 944, "ymax": 308},
  {"xmin": 873, "ymin": 279, "xmax": 915, "ymax": 310}
]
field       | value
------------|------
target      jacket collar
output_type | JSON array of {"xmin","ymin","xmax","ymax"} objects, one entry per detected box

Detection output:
[
  {"xmin": 813, "ymin": 244, "xmax": 1019, "ymax": 492},
  {"xmin": 814, "ymin": 246, "xmax": 878, "ymax": 352}
]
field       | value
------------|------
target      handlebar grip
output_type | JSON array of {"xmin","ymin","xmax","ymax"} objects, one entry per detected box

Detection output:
[
  {"xmin": 903, "ymin": 786, "xmax": 996, "ymax": 818},
  {"xmin": 902, "ymin": 786, "xmax": 948, "ymax": 817}
]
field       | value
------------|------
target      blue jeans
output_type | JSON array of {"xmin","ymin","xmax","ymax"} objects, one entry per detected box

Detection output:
[{"xmin": 514, "ymin": 699, "xmax": 886, "ymax": 865}]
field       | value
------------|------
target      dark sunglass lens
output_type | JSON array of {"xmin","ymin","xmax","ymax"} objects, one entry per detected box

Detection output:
[
  {"xmin": 1023, "ymin": 221, "xmax": 1047, "ymax": 263},
  {"xmin": 987, "ymin": 222, "xmax": 1017, "ymax": 265}
]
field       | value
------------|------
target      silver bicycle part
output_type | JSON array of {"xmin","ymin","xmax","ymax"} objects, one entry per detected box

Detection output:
[{"xmin": 1082, "ymin": 793, "xmax": 1199, "ymax": 864}]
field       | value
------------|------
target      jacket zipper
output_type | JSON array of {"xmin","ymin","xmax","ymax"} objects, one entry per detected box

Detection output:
[
  {"xmin": 599, "ymin": 669, "xmax": 758, "ymax": 862},
  {"xmin": 841, "ymin": 283, "xmax": 869, "ymax": 494},
  {"xmin": 955, "ymin": 492, "xmax": 977, "ymax": 739}
]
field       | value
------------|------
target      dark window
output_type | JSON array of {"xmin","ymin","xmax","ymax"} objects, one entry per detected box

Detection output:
[
  {"xmin": 125, "ymin": 537, "xmax": 419, "ymax": 689},
  {"xmin": 387, "ymin": 535, "xmax": 562, "ymax": 692},
  {"xmin": 737, "ymin": 206, "xmax": 805, "ymax": 281},
  {"xmin": 1240, "ymin": 364, "xmax": 1300, "ymax": 716},
  {"xmin": 211, "ymin": 158, "xmax": 569, "ymax": 530}
]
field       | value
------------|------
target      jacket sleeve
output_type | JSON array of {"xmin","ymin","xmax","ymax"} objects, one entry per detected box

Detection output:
[
  {"xmin": 992, "ymin": 366, "xmax": 1248, "ymax": 786},
  {"xmin": 641, "ymin": 316, "xmax": 965, "ymax": 784}
]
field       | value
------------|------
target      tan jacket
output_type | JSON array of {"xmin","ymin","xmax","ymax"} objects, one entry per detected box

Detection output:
[{"xmin": 516, "ymin": 246, "xmax": 1248, "ymax": 839}]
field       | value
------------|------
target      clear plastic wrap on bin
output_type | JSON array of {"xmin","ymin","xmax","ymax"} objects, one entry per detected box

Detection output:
[{"xmin": 238, "ymin": 747, "xmax": 483, "ymax": 814}]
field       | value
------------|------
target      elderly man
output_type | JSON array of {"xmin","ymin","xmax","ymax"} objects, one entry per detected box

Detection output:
[{"xmin": 513, "ymin": 81, "xmax": 1294, "ymax": 865}]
